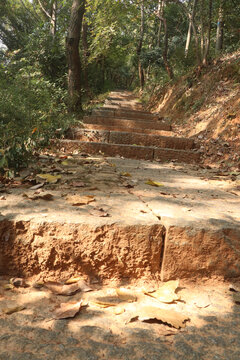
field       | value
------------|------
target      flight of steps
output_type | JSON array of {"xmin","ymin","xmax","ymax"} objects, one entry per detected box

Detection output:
[{"xmin": 62, "ymin": 91, "xmax": 200, "ymax": 163}]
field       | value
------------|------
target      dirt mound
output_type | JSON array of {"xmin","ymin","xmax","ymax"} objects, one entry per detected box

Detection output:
[{"xmin": 148, "ymin": 51, "xmax": 240, "ymax": 171}]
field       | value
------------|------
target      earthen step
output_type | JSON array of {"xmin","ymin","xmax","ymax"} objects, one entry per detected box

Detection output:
[
  {"xmin": 92, "ymin": 108, "xmax": 159, "ymax": 120},
  {"xmin": 84, "ymin": 116, "xmax": 171, "ymax": 131},
  {"xmin": 57, "ymin": 140, "xmax": 200, "ymax": 163},
  {"xmin": 67, "ymin": 129, "xmax": 195, "ymax": 151},
  {"xmin": 82, "ymin": 123, "xmax": 174, "ymax": 136}
]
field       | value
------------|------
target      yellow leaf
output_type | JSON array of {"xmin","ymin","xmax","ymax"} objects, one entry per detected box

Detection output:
[
  {"xmin": 116, "ymin": 288, "xmax": 137, "ymax": 302},
  {"xmin": 135, "ymin": 305, "xmax": 189, "ymax": 329},
  {"xmin": 65, "ymin": 276, "xmax": 82, "ymax": 285},
  {"xmin": 61, "ymin": 161, "xmax": 69, "ymax": 166},
  {"xmin": 91, "ymin": 301, "xmax": 117, "ymax": 308},
  {"xmin": 145, "ymin": 179, "xmax": 164, "ymax": 187},
  {"xmin": 0, "ymin": 149, "xmax": 5, "ymax": 155},
  {"xmin": 121, "ymin": 172, "xmax": 132, "ymax": 177},
  {"xmin": 145, "ymin": 280, "xmax": 180, "ymax": 303},
  {"xmin": 37, "ymin": 174, "xmax": 61, "ymax": 184},
  {"xmin": 113, "ymin": 306, "xmax": 125, "ymax": 315},
  {"xmin": 3, "ymin": 305, "xmax": 26, "ymax": 315},
  {"xmin": 66, "ymin": 195, "xmax": 95, "ymax": 206}
]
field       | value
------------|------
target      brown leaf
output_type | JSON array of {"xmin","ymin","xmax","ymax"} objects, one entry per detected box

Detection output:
[
  {"xmin": 131, "ymin": 305, "xmax": 189, "ymax": 329},
  {"xmin": 89, "ymin": 207, "xmax": 110, "ymax": 217},
  {"xmin": 64, "ymin": 278, "xmax": 92, "ymax": 292},
  {"xmin": 116, "ymin": 288, "xmax": 137, "ymax": 302},
  {"xmin": 23, "ymin": 193, "xmax": 53, "ymax": 201},
  {"xmin": 72, "ymin": 181, "xmax": 85, "ymax": 188},
  {"xmin": 66, "ymin": 195, "xmax": 95, "ymax": 206},
  {"xmin": 54, "ymin": 300, "xmax": 82, "ymax": 319},
  {"xmin": 145, "ymin": 280, "xmax": 180, "ymax": 303},
  {"xmin": 91, "ymin": 301, "xmax": 117, "ymax": 308},
  {"xmin": 45, "ymin": 280, "xmax": 92, "ymax": 295},
  {"xmin": 10, "ymin": 278, "xmax": 27, "ymax": 288},
  {"xmin": 3, "ymin": 305, "xmax": 26, "ymax": 315}
]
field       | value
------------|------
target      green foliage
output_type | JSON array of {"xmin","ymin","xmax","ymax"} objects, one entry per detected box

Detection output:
[{"xmin": 0, "ymin": 52, "xmax": 75, "ymax": 173}]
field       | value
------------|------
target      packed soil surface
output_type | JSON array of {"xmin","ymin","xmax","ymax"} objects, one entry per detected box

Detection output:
[
  {"xmin": 0, "ymin": 275, "xmax": 240, "ymax": 360},
  {"xmin": 147, "ymin": 51, "xmax": 240, "ymax": 171}
]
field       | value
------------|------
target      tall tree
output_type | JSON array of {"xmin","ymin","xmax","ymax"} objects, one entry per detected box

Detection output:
[
  {"xmin": 216, "ymin": 0, "xmax": 224, "ymax": 52},
  {"xmin": 137, "ymin": 0, "xmax": 145, "ymax": 90},
  {"xmin": 37, "ymin": 0, "xmax": 58, "ymax": 37},
  {"xmin": 66, "ymin": 0, "xmax": 85, "ymax": 112},
  {"xmin": 185, "ymin": 0, "xmax": 198, "ymax": 57}
]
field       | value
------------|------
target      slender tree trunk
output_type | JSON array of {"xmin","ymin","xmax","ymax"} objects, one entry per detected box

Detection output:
[
  {"xmin": 202, "ymin": 0, "xmax": 212, "ymax": 65},
  {"xmin": 200, "ymin": 0, "xmax": 205, "ymax": 59},
  {"xmin": 157, "ymin": 0, "xmax": 164, "ymax": 47},
  {"xmin": 185, "ymin": 0, "xmax": 198, "ymax": 57},
  {"xmin": 162, "ymin": 16, "xmax": 174, "ymax": 79},
  {"xmin": 155, "ymin": 4, "xmax": 174, "ymax": 80},
  {"xmin": 137, "ymin": 0, "xmax": 145, "ymax": 90},
  {"xmin": 216, "ymin": 0, "xmax": 224, "ymax": 52},
  {"xmin": 82, "ymin": 19, "xmax": 90, "ymax": 96},
  {"xmin": 37, "ymin": 0, "xmax": 57, "ymax": 37},
  {"xmin": 66, "ymin": 0, "xmax": 85, "ymax": 112},
  {"xmin": 50, "ymin": 1, "xmax": 57, "ymax": 37}
]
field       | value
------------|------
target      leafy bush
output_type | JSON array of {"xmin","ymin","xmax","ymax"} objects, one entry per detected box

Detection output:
[{"xmin": 0, "ymin": 52, "xmax": 76, "ymax": 173}]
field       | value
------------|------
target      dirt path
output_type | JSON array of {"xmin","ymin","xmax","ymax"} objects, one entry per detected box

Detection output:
[{"xmin": 0, "ymin": 91, "xmax": 240, "ymax": 359}]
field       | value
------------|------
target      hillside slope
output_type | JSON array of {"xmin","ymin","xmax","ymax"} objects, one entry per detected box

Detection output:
[{"xmin": 148, "ymin": 51, "xmax": 240, "ymax": 171}]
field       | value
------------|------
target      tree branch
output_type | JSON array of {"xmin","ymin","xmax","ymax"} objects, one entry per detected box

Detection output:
[{"xmin": 37, "ymin": 0, "xmax": 51, "ymax": 20}]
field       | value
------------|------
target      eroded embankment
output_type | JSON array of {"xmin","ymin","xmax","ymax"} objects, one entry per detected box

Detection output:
[{"xmin": 1, "ymin": 219, "xmax": 239, "ymax": 283}]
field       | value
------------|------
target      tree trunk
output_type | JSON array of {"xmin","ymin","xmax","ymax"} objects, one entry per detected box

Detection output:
[
  {"xmin": 216, "ymin": 0, "xmax": 224, "ymax": 52},
  {"xmin": 82, "ymin": 19, "xmax": 90, "ymax": 96},
  {"xmin": 50, "ymin": 1, "xmax": 57, "ymax": 37},
  {"xmin": 37, "ymin": 0, "xmax": 57, "ymax": 37},
  {"xmin": 157, "ymin": 0, "xmax": 164, "ymax": 47},
  {"xmin": 155, "ymin": 4, "xmax": 174, "ymax": 80},
  {"xmin": 185, "ymin": 0, "xmax": 198, "ymax": 57},
  {"xmin": 137, "ymin": 0, "xmax": 145, "ymax": 90},
  {"xmin": 66, "ymin": 0, "xmax": 85, "ymax": 112},
  {"xmin": 162, "ymin": 16, "xmax": 174, "ymax": 79},
  {"xmin": 202, "ymin": 0, "xmax": 212, "ymax": 65}
]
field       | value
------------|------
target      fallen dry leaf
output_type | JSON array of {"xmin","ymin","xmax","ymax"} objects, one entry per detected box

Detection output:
[
  {"xmin": 194, "ymin": 294, "xmax": 211, "ymax": 308},
  {"xmin": 130, "ymin": 305, "xmax": 189, "ymax": 329},
  {"xmin": 145, "ymin": 179, "xmax": 164, "ymax": 187},
  {"xmin": 45, "ymin": 280, "xmax": 92, "ymax": 295},
  {"xmin": 54, "ymin": 300, "xmax": 82, "ymax": 319},
  {"xmin": 91, "ymin": 301, "xmax": 117, "ymax": 308},
  {"xmin": 121, "ymin": 172, "xmax": 132, "ymax": 177},
  {"xmin": 30, "ymin": 183, "xmax": 44, "ymax": 190},
  {"xmin": 3, "ymin": 284, "xmax": 14, "ymax": 290},
  {"xmin": 71, "ymin": 181, "xmax": 85, "ymax": 188},
  {"xmin": 3, "ymin": 305, "xmax": 26, "ymax": 315},
  {"xmin": 37, "ymin": 174, "xmax": 61, "ymax": 184},
  {"xmin": 89, "ymin": 207, "xmax": 110, "ymax": 217},
  {"xmin": 23, "ymin": 193, "xmax": 53, "ymax": 201},
  {"xmin": 66, "ymin": 195, "xmax": 95, "ymax": 206},
  {"xmin": 113, "ymin": 306, "xmax": 125, "ymax": 315},
  {"xmin": 145, "ymin": 280, "xmax": 180, "ymax": 303},
  {"xmin": 10, "ymin": 278, "xmax": 27, "ymax": 288},
  {"xmin": 116, "ymin": 288, "xmax": 137, "ymax": 302},
  {"xmin": 65, "ymin": 278, "xmax": 92, "ymax": 292}
]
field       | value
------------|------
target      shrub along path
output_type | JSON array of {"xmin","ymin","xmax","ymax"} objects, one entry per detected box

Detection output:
[{"xmin": 0, "ymin": 92, "xmax": 239, "ymax": 359}]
